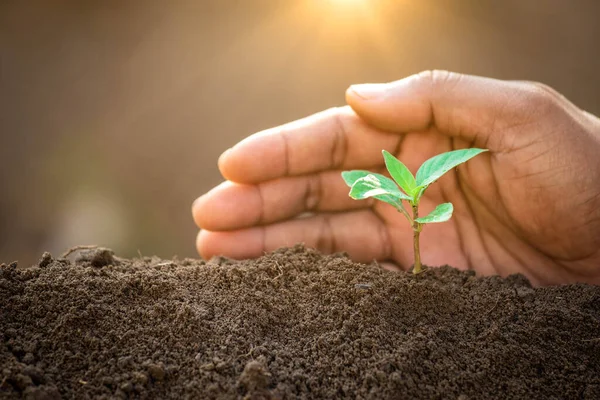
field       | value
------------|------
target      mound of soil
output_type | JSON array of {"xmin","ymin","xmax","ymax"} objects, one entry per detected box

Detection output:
[{"xmin": 1, "ymin": 245, "xmax": 599, "ymax": 399}]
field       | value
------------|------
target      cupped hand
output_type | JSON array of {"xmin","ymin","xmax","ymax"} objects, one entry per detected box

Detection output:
[{"xmin": 192, "ymin": 71, "xmax": 600, "ymax": 285}]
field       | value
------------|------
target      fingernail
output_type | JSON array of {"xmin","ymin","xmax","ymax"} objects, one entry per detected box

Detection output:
[{"xmin": 348, "ymin": 83, "xmax": 388, "ymax": 100}]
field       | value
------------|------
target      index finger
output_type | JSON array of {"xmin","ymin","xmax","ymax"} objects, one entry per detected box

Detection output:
[{"xmin": 218, "ymin": 106, "xmax": 401, "ymax": 184}]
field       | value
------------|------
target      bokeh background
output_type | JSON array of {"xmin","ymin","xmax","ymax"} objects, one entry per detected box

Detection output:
[{"xmin": 2, "ymin": 0, "xmax": 600, "ymax": 266}]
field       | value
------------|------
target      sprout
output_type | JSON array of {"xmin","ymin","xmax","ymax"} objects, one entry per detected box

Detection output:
[{"xmin": 342, "ymin": 148, "xmax": 488, "ymax": 274}]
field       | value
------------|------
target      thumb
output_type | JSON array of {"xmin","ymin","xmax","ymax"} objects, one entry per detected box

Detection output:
[{"xmin": 345, "ymin": 70, "xmax": 550, "ymax": 150}]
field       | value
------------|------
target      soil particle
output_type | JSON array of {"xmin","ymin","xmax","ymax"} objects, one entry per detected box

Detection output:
[
  {"xmin": 1, "ymin": 245, "xmax": 600, "ymax": 399},
  {"xmin": 73, "ymin": 247, "xmax": 116, "ymax": 267},
  {"xmin": 37, "ymin": 253, "xmax": 52, "ymax": 269},
  {"xmin": 146, "ymin": 363, "xmax": 166, "ymax": 381},
  {"xmin": 239, "ymin": 359, "xmax": 271, "ymax": 391}
]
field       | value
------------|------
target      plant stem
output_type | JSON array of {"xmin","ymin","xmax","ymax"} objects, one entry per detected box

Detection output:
[
  {"xmin": 411, "ymin": 204, "xmax": 423, "ymax": 274},
  {"xmin": 395, "ymin": 204, "xmax": 413, "ymax": 225}
]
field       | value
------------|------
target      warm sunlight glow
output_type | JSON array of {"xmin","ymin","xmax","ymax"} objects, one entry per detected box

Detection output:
[
  {"xmin": 318, "ymin": 0, "xmax": 372, "ymax": 19},
  {"xmin": 304, "ymin": 0, "xmax": 408, "ymax": 61},
  {"xmin": 219, "ymin": 0, "xmax": 420, "ymax": 88},
  {"xmin": 326, "ymin": 0, "xmax": 367, "ymax": 6}
]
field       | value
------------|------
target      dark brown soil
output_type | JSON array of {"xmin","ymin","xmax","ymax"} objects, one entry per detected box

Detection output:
[{"xmin": 1, "ymin": 245, "xmax": 599, "ymax": 399}]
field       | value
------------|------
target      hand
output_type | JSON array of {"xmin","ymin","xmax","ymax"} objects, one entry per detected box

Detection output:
[{"xmin": 192, "ymin": 71, "xmax": 600, "ymax": 285}]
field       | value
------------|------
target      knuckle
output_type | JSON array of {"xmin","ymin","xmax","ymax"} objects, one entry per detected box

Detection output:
[
  {"xmin": 416, "ymin": 69, "xmax": 435, "ymax": 82},
  {"xmin": 316, "ymin": 215, "xmax": 335, "ymax": 254},
  {"xmin": 519, "ymin": 81, "xmax": 562, "ymax": 112},
  {"xmin": 304, "ymin": 174, "xmax": 322, "ymax": 211},
  {"xmin": 377, "ymin": 222, "xmax": 392, "ymax": 259},
  {"xmin": 415, "ymin": 70, "xmax": 435, "ymax": 94},
  {"xmin": 254, "ymin": 184, "xmax": 266, "ymax": 225},
  {"xmin": 413, "ymin": 70, "xmax": 462, "ymax": 130},
  {"xmin": 416, "ymin": 69, "xmax": 459, "ymax": 93},
  {"xmin": 330, "ymin": 108, "xmax": 349, "ymax": 169},
  {"xmin": 525, "ymin": 81, "xmax": 559, "ymax": 96}
]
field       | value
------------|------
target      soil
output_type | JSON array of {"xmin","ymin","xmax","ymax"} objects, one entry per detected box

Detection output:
[{"xmin": 1, "ymin": 245, "xmax": 599, "ymax": 399}]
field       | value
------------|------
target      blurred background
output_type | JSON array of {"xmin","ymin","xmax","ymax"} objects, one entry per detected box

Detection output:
[{"xmin": 1, "ymin": 0, "xmax": 599, "ymax": 266}]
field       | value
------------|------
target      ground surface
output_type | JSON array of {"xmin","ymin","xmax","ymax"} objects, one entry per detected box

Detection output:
[{"xmin": 1, "ymin": 245, "xmax": 599, "ymax": 399}]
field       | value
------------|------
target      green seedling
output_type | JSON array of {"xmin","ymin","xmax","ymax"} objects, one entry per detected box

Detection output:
[{"xmin": 342, "ymin": 148, "xmax": 488, "ymax": 274}]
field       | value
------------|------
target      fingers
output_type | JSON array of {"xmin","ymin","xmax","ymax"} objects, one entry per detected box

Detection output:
[
  {"xmin": 196, "ymin": 210, "xmax": 392, "ymax": 262},
  {"xmin": 192, "ymin": 169, "xmax": 379, "ymax": 231},
  {"xmin": 218, "ymin": 107, "xmax": 400, "ymax": 184},
  {"xmin": 346, "ymin": 70, "xmax": 562, "ymax": 151}
]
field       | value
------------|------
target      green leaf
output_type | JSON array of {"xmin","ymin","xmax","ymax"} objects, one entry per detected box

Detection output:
[
  {"xmin": 415, "ymin": 148, "xmax": 488, "ymax": 188},
  {"xmin": 349, "ymin": 174, "xmax": 412, "ymax": 202},
  {"xmin": 382, "ymin": 150, "xmax": 417, "ymax": 196},
  {"xmin": 341, "ymin": 170, "xmax": 373, "ymax": 187},
  {"xmin": 347, "ymin": 173, "xmax": 411, "ymax": 208},
  {"xmin": 342, "ymin": 170, "xmax": 411, "ymax": 201},
  {"xmin": 415, "ymin": 203, "xmax": 454, "ymax": 224}
]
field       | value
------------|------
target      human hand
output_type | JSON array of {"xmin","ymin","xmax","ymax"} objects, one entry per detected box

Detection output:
[{"xmin": 192, "ymin": 71, "xmax": 600, "ymax": 285}]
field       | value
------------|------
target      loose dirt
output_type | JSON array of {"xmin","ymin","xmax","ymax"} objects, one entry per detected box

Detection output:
[{"xmin": 1, "ymin": 245, "xmax": 599, "ymax": 399}]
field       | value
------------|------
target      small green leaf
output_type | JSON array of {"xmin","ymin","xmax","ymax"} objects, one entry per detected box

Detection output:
[
  {"xmin": 343, "ymin": 171, "xmax": 411, "ymax": 201},
  {"xmin": 415, "ymin": 202, "xmax": 454, "ymax": 224},
  {"xmin": 416, "ymin": 148, "xmax": 488, "ymax": 188},
  {"xmin": 341, "ymin": 170, "xmax": 373, "ymax": 187},
  {"xmin": 348, "ymin": 173, "xmax": 411, "ymax": 208},
  {"xmin": 349, "ymin": 174, "xmax": 412, "ymax": 201},
  {"xmin": 382, "ymin": 150, "xmax": 417, "ymax": 196}
]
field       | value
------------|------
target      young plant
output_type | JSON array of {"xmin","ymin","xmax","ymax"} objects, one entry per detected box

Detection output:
[{"xmin": 342, "ymin": 148, "xmax": 488, "ymax": 274}]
